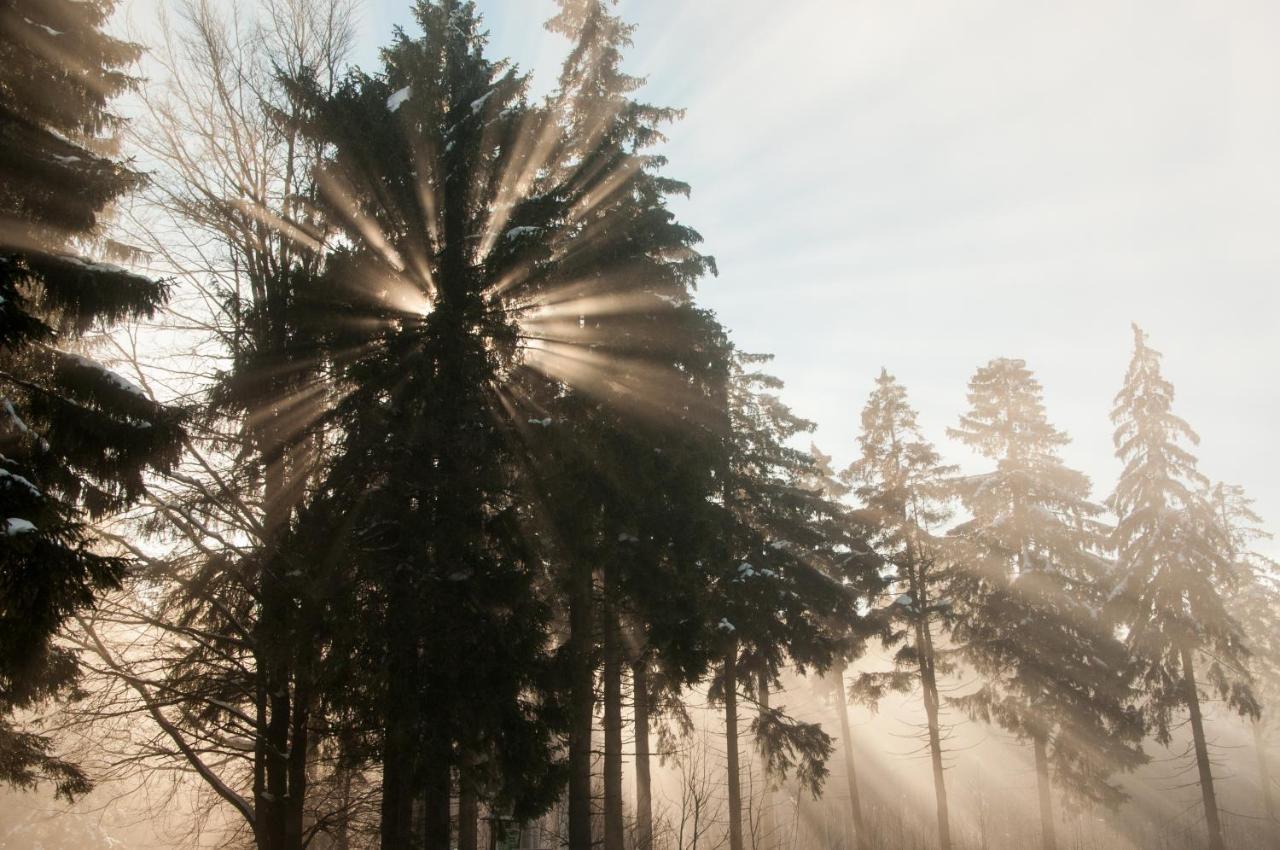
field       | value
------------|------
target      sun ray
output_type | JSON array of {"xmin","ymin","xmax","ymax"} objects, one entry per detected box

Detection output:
[
  {"xmin": 476, "ymin": 107, "xmax": 564, "ymax": 260},
  {"xmin": 315, "ymin": 166, "xmax": 407, "ymax": 274}
]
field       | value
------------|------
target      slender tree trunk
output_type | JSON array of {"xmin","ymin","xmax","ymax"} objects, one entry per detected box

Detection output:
[
  {"xmin": 258, "ymin": 453, "xmax": 294, "ymax": 850},
  {"xmin": 285, "ymin": 677, "xmax": 310, "ymax": 850},
  {"xmin": 253, "ymin": 662, "xmax": 272, "ymax": 850},
  {"xmin": 1254, "ymin": 720, "xmax": 1277, "ymax": 829},
  {"xmin": 264, "ymin": 663, "xmax": 291, "ymax": 850},
  {"xmin": 420, "ymin": 750, "xmax": 452, "ymax": 850},
  {"xmin": 757, "ymin": 672, "xmax": 778, "ymax": 850},
  {"xmin": 1033, "ymin": 733, "xmax": 1057, "ymax": 850},
  {"xmin": 602, "ymin": 570, "xmax": 625, "ymax": 850},
  {"xmin": 901, "ymin": 500, "xmax": 951, "ymax": 850},
  {"xmin": 567, "ymin": 559, "xmax": 595, "ymax": 850},
  {"xmin": 458, "ymin": 777, "xmax": 479, "ymax": 850},
  {"xmin": 633, "ymin": 659, "xmax": 653, "ymax": 850},
  {"xmin": 381, "ymin": 585, "xmax": 418, "ymax": 850},
  {"xmin": 1181, "ymin": 646, "xmax": 1225, "ymax": 850},
  {"xmin": 335, "ymin": 761, "xmax": 353, "ymax": 850},
  {"xmin": 918, "ymin": 657, "xmax": 951, "ymax": 850},
  {"xmin": 380, "ymin": 724, "xmax": 414, "ymax": 849},
  {"xmin": 725, "ymin": 648, "xmax": 745, "ymax": 850},
  {"xmin": 912, "ymin": 593, "xmax": 951, "ymax": 850},
  {"xmin": 832, "ymin": 669, "xmax": 868, "ymax": 850}
]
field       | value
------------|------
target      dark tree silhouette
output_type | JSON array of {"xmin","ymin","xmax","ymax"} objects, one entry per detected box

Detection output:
[{"xmin": 0, "ymin": 0, "xmax": 181, "ymax": 799}]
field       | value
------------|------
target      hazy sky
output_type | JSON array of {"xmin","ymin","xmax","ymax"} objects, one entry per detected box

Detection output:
[{"xmin": 124, "ymin": 0, "xmax": 1280, "ymax": 548}]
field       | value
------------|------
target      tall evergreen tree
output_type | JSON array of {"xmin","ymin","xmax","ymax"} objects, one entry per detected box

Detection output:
[
  {"xmin": 288, "ymin": 3, "xmax": 729, "ymax": 848},
  {"xmin": 0, "ymin": 0, "xmax": 181, "ymax": 797},
  {"xmin": 1209, "ymin": 482, "xmax": 1280, "ymax": 829},
  {"xmin": 532, "ymin": 4, "xmax": 727, "ymax": 848},
  {"xmin": 844, "ymin": 368, "xmax": 957, "ymax": 850},
  {"xmin": 800, "ymin": 443, "xmax": 872, "ymax": 850},
  {"xmin": 286, "ymin": 4, "xmax": 572, "ymax": 846},
  {"xmin": 1107, "ymin": 324, "xmax": 1257, "ymax": 850},
  {"xmin": 947, "ymin": 358, "xmax": 1144, "ymax": 850},
  {"xmin": 709, "ymin": 353, "xmax": 865, "ymax": 850}
]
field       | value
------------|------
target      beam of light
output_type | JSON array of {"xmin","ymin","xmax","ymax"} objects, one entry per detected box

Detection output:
[
  {"xmin": 486, "ymin": 378, "xmax": 552, "ymax": 446},
  {"xmin": 371, "ymin": 271, "xmax": 435, "ymax": 318},
  {"xmin": 487, "ymin": 259, "xmax": 537, "ymax": 300},
  {"xmin": 213, "ymin": 339, "xmax": 384, "ymax": 389},
  {"xmin": 326, "ymin": 254, "xmax": 435, "ymax": 319},
  {"xmin": 412, "ymin": 134, "xmax": 448, "ymax": 261},
  {"xmin": 517, "ymin": 338, "xmax": 708, "ymax": 426},
  {"xmin": 406, "ymin": 133, "xmax": 443, "ymax": 285},
  {"xmin": 476, "ymin": 107, "xmax": 563, "ymax": 261},
  {"xmin": 244, "ymin": 378, "xmax": 345, "ymax": 446},
  {"xmin": 475, "ymin": 87, "xmax": 649, "ymax": 267},
  {"xmin": 515, "ymin": 286, "xmax": 679, "ymax": 324},
  {"xmin": 0, "ymin": 9, "xmax": 119, "ymax": 102},
  {"xmin": 0, "ymin": 214, "xmax": 74, "ymax": 254},
  {"xmin": 315, "ymin": 166, "xmax": 407, "ymax": 273},
  {"xmin": 230, "ymin": 198, "xmax": 322, "ymax": 254},
  {"xmin": 563, "ymin": 152, "xmax": 647, "ymax": 229}
]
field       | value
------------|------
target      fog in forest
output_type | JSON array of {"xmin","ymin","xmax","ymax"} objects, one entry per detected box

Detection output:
[{"xmin": 1, "ymin": 1, "xmax": 1277, "ymax": 849}]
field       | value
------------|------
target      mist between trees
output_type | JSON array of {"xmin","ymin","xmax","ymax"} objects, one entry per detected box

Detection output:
[{"xmin": 0, "ymin": 1, "xmax": 1277, "ymax": 849}]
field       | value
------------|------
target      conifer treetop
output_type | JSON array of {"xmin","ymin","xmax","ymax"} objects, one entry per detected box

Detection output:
[
  {"xmin": 1110, "ymin": 323, "xmax": 1205, "ymax": 517},
  {"xmin": 1107, "ymin": 324, "xmax": 1258, "ymax": 742}
]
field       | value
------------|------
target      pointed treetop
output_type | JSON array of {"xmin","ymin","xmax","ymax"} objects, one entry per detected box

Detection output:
[
  {"xmin": 1111, "ymin": 324, "xmax": 1205, "ymax": 516},
  {"xmin": 949, "ymin": 357, "xmax": 1068, "ymax": 464}
]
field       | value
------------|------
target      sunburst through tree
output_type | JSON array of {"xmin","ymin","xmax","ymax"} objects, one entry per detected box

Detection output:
[{"xmin": 229, "ymin": 1, "xmax": 735, "ymax": 847}]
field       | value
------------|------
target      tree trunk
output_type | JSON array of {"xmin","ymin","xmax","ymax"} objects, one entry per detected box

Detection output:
[
  {"xmin": 264, "ymin": 660, "xmax": 290, "ymax": 850},
  {"xmin": 832, "ymin": 669, "xmax": 868, "ymax": 850},
  {"xmin": 1033, "ymin": 733, "xmax": 1057, "ymax": 850},
  {"xmin": 602, "ymin": 572, "xmax": 625, "ymax": 850},
  {"xmin": 725, "ymin": 648, "xmax": 745, "ymax": 850},
  {"xmin": 757, "ymin": 672, "xmax": 778, "ymax": 850},
  {"xmin": 252, "ymin": 660, "xmax": 272, "ymax": 850},
  {"xmin": 380, "ymin": 584, "xmax": 418, "ymax": 850},
  {"xmin": 257, "ymin": 453, "xmax": 295, "ymax": 850},
  {"xmin": 285, "ymin": 676, "xmax": 310, "ymax": 850},
  {"xmin": 420, "ymin": 750, "xmax": 451, "ymax": 850},
  {"xmin": 380, "ymin": 723, "xmax": 415, "ymax": 850},
  {"xmin": 1254, "ymin": 720, "xmax": 1277, "ymax": 831},
  {"xmin": 633, "ymin": 659, "xmax": 654, "ymax": 850},
  {"xmin": 913, "ymin": 602, "xmax": 951, "ymax": 850},
  {"xmin": 458, "ymin": 777, "xmax": 479, "ymax": 850},
  {"xmin": 1181, "ymin": 646, "xmax": 1225, "ymax": 850},
  {"xmin": 567, "ymin": 559, "xmax": 595, "ymax": 850},
  {"xmin": 335, "ymin": 761, "xmax": 353, "ymax": 850}
]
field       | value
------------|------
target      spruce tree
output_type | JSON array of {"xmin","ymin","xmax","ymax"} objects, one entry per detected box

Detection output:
[
  {"xmin": 289, "ymin": 3, "xmax": 729, "ymax": 847},
  {"xmin": 800, "ymin": 443, "xmax": 872, "ymax": 850},
  {"xmin": 1209, "ymin": 483, "xmax": 1280, "ymax": 828},
  {"xmin": 844, "ymin": 368, "xmax": 957, "ymax": 850},
  {"xmin": 710, "ymin": 353, "xmax": 863, "ymax": 850},
  {"xmin": 0, "ymin": 0, "xmax": 180, "ymax": 797},
  {"xmin": 706, "ymin": 353, "xmax": 885, "ymax": 850},
  {"xmin": 287, "ymin": 3, "xmax": 572, "ymax": 845},
  {"xmin": 947, "ymin": 358, "xmax": 1144, "ymax": 850},
  {"xmin": 1108, "ymin": 324, "xmax": 1257, "ymax": 850},
  {"xmin": 533, "ymin": 4, "xmax": 727, "ymax": 848}
]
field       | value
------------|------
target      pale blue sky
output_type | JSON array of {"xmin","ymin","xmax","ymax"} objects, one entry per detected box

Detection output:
[{"xmin": 126, "ymin": 0, "xmax": 1280, "ymax": 546}]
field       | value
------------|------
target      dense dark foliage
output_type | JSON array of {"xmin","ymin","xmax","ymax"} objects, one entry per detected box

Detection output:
[{"xmin": 0, "ymin": 0, "xmax": 180, "ymax": 800}]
